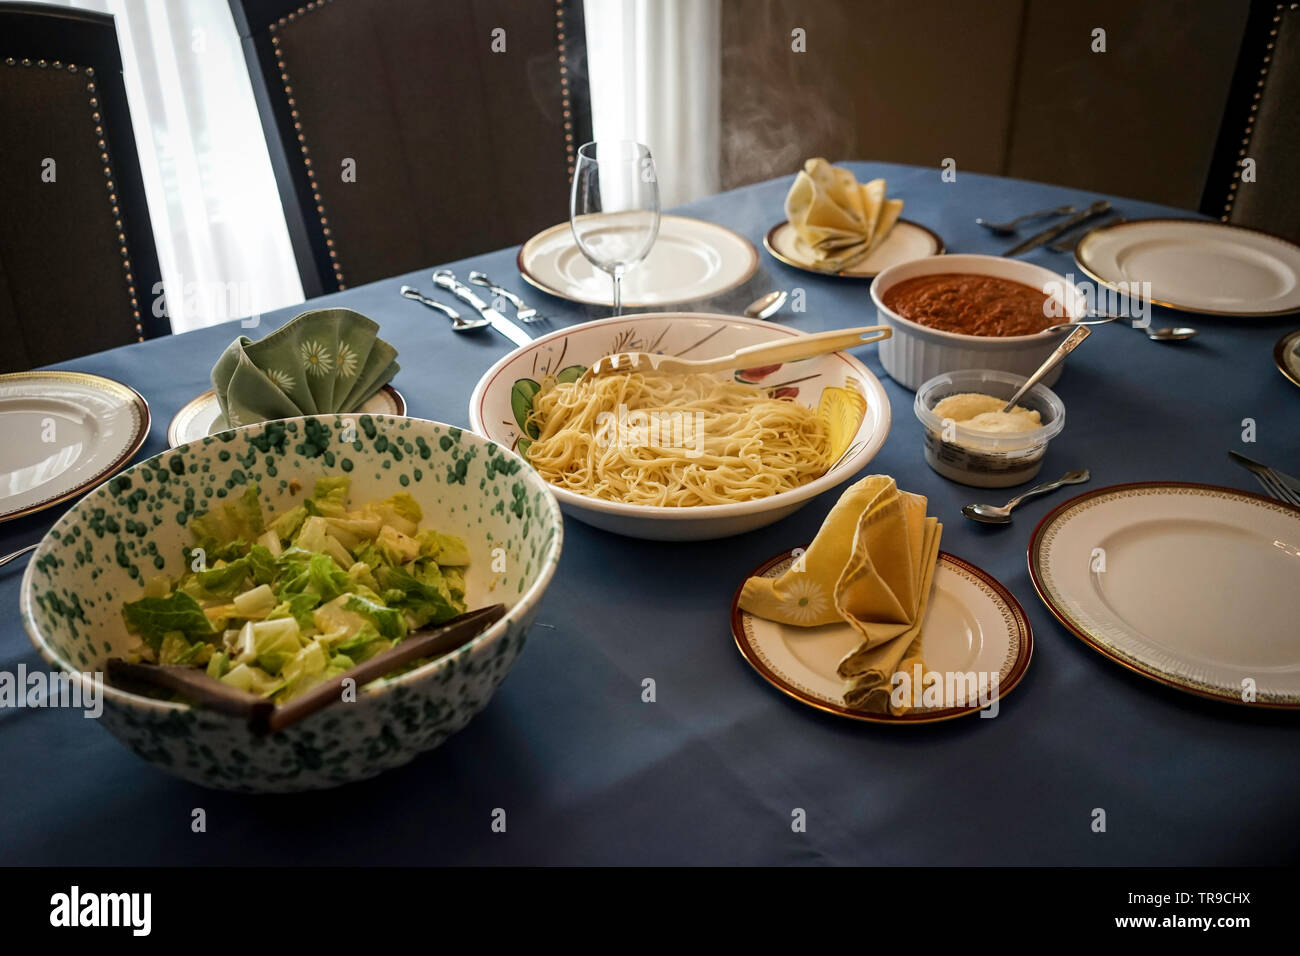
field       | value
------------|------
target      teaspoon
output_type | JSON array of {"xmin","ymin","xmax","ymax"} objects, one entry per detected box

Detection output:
[
  {"xmin": 399, "ymin": 285, "xmax": 489, "ymax": 331},
  {"xmin": 744, "ymin": 290, "xmax": 788, "ymax": 321},
  {"xmin": 1042, "ymin": 316, "xmax": 1197, "ymax": 342},
  {"xmin": 962, "ymin": 470, "xmax": 1091, "ymax": 524}
]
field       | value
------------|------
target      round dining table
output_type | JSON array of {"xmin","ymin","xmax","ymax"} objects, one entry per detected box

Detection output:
[{"xmin": 2, "ymin": 162, "xmax": 1297, "ymax": 866}]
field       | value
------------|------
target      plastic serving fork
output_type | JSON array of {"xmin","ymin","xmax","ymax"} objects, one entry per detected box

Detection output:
[{"xmin": 581, "ymin": 325, "xmax": 891, "ymax": 382}]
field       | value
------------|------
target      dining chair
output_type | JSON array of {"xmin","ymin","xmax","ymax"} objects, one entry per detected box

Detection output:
[
  {"xmin": 228, "ymin": 0, "xmax": 591, "ymax": 298},
  {"xmin": 1201, "ymin": 0, "xmax": 1300, "ymax": 243},
  {"xmin": 0, "ymin": 2, "xmax": 168, "ymax": 373}
]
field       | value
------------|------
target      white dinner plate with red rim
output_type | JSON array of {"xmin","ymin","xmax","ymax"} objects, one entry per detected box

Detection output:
[
  {"xmin": 0, "ymin": 371, "xmax": 150, "ymax": 523},
  {"xmin": 731, "ymin": 548, "xmax": 1032, "ymax": 723},
  {"xmin": 1029, "ymin": 481, "xmax": 1300, "ymax": 707},
  {"xmin": 517, "ymin": 214, "xmax": 759, "ymax": 308}
]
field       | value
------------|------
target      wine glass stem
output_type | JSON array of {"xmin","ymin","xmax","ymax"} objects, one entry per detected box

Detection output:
[{"xmin": 612, "ymin": 271, "xmax": 623, "ymax": 317}]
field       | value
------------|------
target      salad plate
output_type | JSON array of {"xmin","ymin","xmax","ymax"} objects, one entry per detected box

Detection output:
[
  {"xmin": 763, "ymin": 219, "xmax": 944, "ymax": 278},
  {"xmin": 517, "ymin": 214, "xmax": 759, "ymax": 307},
  {"xmin": 0, "ymin": 371, "xmax": 150, "ymax": 523},
  {"xmin": 1029, "ymin": 482, "xmax": 1300, "ymax": 706},
  {"xmin": 731, "ymin": 548, "xmax": 1032, "ymax": 723},
  {"xmin": 167, "ymin": 384, "xmax": 405, "ymax": 448}
]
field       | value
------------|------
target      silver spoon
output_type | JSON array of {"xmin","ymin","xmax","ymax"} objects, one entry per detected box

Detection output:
[
  {"xmin": 1001, "ymin": 324, "xmax": 1091, "ymax": 413},
  {"xmin": 1042, "ymin": 315, "xmax": 1197, "ymax": 342},
  {"xmin": 744, "ymin": 290, "xmax": 788, "ymax": 321},
  {"xmin": 962, "ymin": 470, "xmax": 1091, "ymax": 524},
  {"xmin": 399, "ymin": 285, "xmax": 489, "ymax": 331},
  {"xmin": 975, "ymin": 205, "xmax": 1076, "ymax": 236},
  {"xmin": 0, "ymin": 543, "xmax": 38, "ymax": 570}
]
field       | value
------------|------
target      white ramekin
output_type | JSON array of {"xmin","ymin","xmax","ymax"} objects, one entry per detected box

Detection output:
[{"xmin": 870, "ymin": 254, "xmax": 1089, "ymax": 391}]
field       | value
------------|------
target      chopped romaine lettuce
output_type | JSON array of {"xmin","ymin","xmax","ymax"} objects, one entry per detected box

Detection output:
[
  {"xmin": 307, "ymin": 476, "xmax": 351, "ymax": 518},
  {"xmin": 119, "ymin": 475, "xmax": 472, "ymax": 704},
  {"xmin": 122, "ymin": 591, "xmax": 216, "ymax": 649},
  {"xmin": 269, "ymin": 505, "xmax": 307, "ymax": 543},
  {"xmin": 343, "ymin": 594, "xmax": 407, "ymax": 640},
  {"xmin": 190, "ymin": 485, "xmax": 264, "ymax": 547}
]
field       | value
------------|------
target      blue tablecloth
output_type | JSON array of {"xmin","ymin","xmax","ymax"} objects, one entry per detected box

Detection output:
[{"xmin": 3, "ymin": 163, "xmax": 1298, "ymax": 865}]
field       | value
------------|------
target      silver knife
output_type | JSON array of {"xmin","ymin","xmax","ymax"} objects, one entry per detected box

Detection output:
[
  {"xmin": 431, "ymin": 270, "xmax": 532, "ymax": 348},
  {"xmin": 1049, "ymin": 214, "xmax": 1123, "ymax": 253},
  {"xmin": 1003, "ymin": 200, "xmax": 1112, "ymax": 257}
]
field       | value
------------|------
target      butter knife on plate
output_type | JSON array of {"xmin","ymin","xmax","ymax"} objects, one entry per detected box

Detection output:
[
  {"xmin": 1003, "ymin": 200, "xmax": 1112, "ymax": 257},
  {"xmin": 431, "ymin": 270, "xmax": 533, "ymax": 348}
]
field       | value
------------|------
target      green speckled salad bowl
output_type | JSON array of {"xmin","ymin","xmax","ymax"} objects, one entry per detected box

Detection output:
[{"xmin": 20, "ymin": 415, "xmax": 563, "ymax": 792}]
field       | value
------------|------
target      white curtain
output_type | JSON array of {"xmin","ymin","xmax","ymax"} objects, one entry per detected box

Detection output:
[
  {"xmin": 39, "ymin": 0, "xmax": 302, "ymax": 333},
  {"xmin": 584, "ymin": 0, "xmax": 721, "ymax": 208}
]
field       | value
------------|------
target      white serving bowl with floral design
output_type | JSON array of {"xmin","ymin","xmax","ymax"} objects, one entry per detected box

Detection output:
[
  {"xmin": 20, "ymin": 415, "xmax": 562, "ymax": 792},
  {"xmin": 468, "ymin": 313, "xmax": 892, "ymax": 540}
]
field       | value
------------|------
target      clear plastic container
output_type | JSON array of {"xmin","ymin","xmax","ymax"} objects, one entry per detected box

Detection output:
[{"xmin": 913, "ymin": 369, "xmax": 1065, "ymax": 488}]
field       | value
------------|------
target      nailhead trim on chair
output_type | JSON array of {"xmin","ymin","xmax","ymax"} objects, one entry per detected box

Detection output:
[
  {"xmin": 268, "ymin": 0, "xmax": 345, "ymax": 289},
  {"xmin": 556, "ymin": 0, "xmax": 575, "ymax": 181},
  {"xmin": 267, "ymin": 0, "xmax": 578, "ymax": 290},
  {"xmin": 1220, "ymin": 1, "xmax": 1295, "ymax": 221},
  {"xmin": 3, "ymin": 57, "xmax": 142, "ymax": 340}
]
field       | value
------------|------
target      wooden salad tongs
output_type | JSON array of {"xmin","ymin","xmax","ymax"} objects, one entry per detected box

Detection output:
[
  {"xmin": 581, "ymin": 325, "xmax": 892, "ymax": 382},
  {"xmin": 106, "ymin": 604, "xmax": 506, "ymax": 735}
]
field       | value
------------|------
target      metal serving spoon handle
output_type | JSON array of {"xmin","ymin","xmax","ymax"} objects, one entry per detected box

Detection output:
[
  {"xmin": 1001, "ymin": 325, "xmax": 1091, "ymax": 413},
  {"xmin": 0, "ymin": 543, "xmax": 38, "ymax": 570}
]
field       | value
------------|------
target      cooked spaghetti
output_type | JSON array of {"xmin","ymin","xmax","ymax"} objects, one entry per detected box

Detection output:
[{"xmin": 524, "ymin": 371, "xmax": 829, "ymax": 507}]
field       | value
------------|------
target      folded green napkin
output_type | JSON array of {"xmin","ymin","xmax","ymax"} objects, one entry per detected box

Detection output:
[{"xmin": 211, "ymin": 308, "xmax": 399, "ymax": 428}]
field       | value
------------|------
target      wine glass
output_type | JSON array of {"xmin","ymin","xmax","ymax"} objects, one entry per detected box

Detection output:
[{"xmin": 570, "ymin": 141, "xmax": 660, "ymax": 316}]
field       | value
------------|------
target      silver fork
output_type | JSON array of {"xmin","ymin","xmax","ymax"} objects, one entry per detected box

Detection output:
[
  {"xmin": 468, "ymin": 271, "xmax": 547, "ymax": 324},
  {"xmin": 1229, "ymin": 451, "xmax": 1300, "ymax": 507}
]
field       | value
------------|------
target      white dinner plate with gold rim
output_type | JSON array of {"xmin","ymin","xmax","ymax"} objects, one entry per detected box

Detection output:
[
  {"xmin": 1029, "ymin": 482, "xmax": 1300, "ymax": 707},
  {"xmin": 1074, "ymin": 218, "xmax": 1300, "ymax": 316},
  {"xmin": 1275, "ymin": 329, "xmax": 1300, "ymax": 389},
  {"xmin": 763, "ymin": 219, "xmax": 945, "ymax": 279},
  {"xmin": 166, "ymin": 385, "xmax": 406, "ymax": 448},
  {"xmin": 517, "ymin": 214, "xmax": 759, "ymax": 308},
  {"xmin": 0, "ymin": 371, "xmax": 150, "ymax": 523},
  {"xmin": 731, "ymin": 548, "xmax": 1032, "ymax": 723}
]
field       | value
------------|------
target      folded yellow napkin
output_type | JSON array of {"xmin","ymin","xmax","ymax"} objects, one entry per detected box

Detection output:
[
  {"xmin": 784, "ymin": 159, "xmax": 903, "ymax": 271},
  {"xmin": 739, "ymin": 475, "xmax": 941, "ymax": 714}
]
